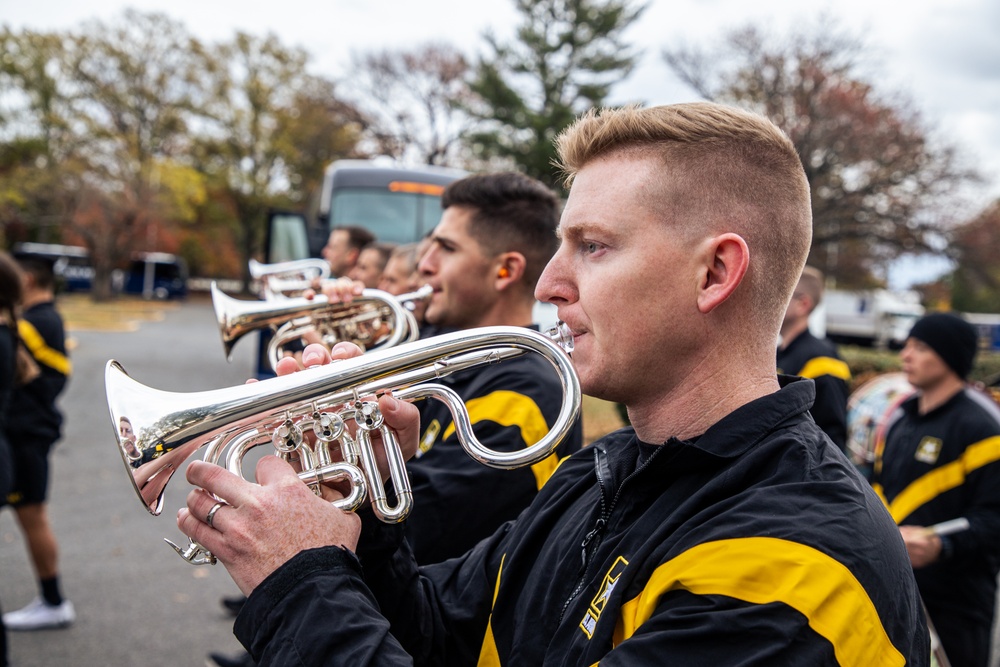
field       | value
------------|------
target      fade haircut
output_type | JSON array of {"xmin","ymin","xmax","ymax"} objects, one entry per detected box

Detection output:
[
  {"xmin": 441, "ymin": 172, "xmax": 561, "ymax": 289},
  {"xmin": 796, "ymin": 266, "xmax": 825, "ymax": 313},
  {"xmin": 333, "ymin": 225, "xmax": 376, "ymax": 252},
  {"xmin": 389, "ymin": 243, "xmax": 419, "ymax": 275},
  {"xmin": 555, "ymin": 103, "xmax": 812, "ymax": 332},
  {"xmin": 14, "ymin": 255, "xmax": 56, "ymax": 291},
  {"xmin": 364, "ymin": 242, "xmax": 397, "ymax": 273}
]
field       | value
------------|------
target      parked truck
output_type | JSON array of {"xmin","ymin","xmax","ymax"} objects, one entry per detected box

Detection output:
[{"xmin": 824, "ymin": 289, "xmax": 925, "ymax": 349}]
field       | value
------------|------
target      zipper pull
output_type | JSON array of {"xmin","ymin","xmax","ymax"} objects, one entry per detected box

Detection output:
[{"xmin": 580, "ymin": 517, "xmax": 607, "ymax": 567}]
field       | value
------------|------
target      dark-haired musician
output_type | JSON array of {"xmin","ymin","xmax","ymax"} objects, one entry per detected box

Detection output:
[
  {"xmin": 179, "ymin": 103, "xmax": 929, "ymax": 665},
  {"xmin": 403, "ymin": 171, "xmax": 583, "ymax": 564}
]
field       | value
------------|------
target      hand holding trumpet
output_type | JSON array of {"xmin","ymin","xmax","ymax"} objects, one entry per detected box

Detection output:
[{"xmin": 176, "ymin": 341, "xmax": 422, "ymax": 596}]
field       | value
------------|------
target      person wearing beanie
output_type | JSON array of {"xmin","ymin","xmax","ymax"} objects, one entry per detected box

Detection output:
[
  {"xmin": 871, "ymin": 311, "xmax": 1000, "ymax": 667},
  {"xmin": 777, "ymin": 266, "xmax": 851, "ymax": 451}
]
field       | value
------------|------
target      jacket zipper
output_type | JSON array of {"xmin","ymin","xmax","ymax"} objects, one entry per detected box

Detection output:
[{"xmin": 558, "ymin": 443, "xmax": 662, "ymax": 622}]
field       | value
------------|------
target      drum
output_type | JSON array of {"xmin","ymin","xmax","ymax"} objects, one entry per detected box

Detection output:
[{"xmin": 845, "ymin": 372, "xmax": 914, "ymax": 477}]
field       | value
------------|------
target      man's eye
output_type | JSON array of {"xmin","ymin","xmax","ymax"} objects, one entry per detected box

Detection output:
[{"xmin": 584, "ymin": 242, "xmax": 601, "ymax": 254}]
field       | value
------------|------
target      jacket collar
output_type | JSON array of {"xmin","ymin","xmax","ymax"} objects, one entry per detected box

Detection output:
[{"xmin": 649, "ymin": 376, "xmax": 816, "ymax": 460}]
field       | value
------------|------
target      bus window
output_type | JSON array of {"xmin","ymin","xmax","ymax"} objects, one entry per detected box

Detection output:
[
  {"xmin": 267, "ymin": 211, "xmax": 311, "ymax": 263},
  {"xmin": 11, "ymin": 242, "xmax": 94, "ymax": 292},
  {"xmin": 318, "ymin": 160, "xmax": 467, "ymax": 247},
  {"xmin": 122, "ymin": 253, "xmax": 188, "ymax": 300},
  {"xmin": 330, "ymin": 189, "xmax": 424, "ymax": 244}
]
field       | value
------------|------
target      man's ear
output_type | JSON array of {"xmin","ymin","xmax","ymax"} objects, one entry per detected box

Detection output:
[
  {"xmin": 494, "ymin": 252, "xmax": 527, "ymax": 290},
  {"xmin": 696, "ymin": 233, "xmax": 749, "ymax": 314}
]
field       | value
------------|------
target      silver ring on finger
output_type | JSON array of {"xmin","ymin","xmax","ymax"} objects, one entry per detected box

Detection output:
[{"xmin": 206, "ymin": 502, "xmax": 226, "ymax": 529}]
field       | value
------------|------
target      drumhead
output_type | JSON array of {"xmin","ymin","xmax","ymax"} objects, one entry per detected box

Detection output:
[{"xmin": 845, "ymin": 372, "xmax": 914, "ymax": 472}]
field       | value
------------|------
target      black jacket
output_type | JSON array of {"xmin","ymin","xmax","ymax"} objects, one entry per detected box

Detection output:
[
  {"xmin": 406, "ymin": 352, "xmax": 583, "ymax": 563},
  {"xmin": 777, "ymin": 330, "xmax": 850, "ymax": 450},
  {"xmin": 7, "ymin": 301, "xmax": 69, "ymax": 445},
  {"xmin": 235, "ymin": 379, "xmax": 929, "ymax": 666},
  {"xmin": 0, "ymin": 325, "xmax": 14, "ymax": 507},
  {"xmin": 872, "ymin": 388, "xmax": 1000, "ymax": 666}
]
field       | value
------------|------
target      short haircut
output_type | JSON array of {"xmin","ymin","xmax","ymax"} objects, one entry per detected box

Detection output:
[
  {"xmin": 389, "ymin": 243, "xmax": 419, "ymax": 275},
  {"xmin": 796, "ymin": 266, "xmax": 825, "ymax": 312},
  {"xmin": 333, "ymin": 225, "xmax": 376, "ymax": 251},
  {"xmin": 364, "ymin": 242, "xmax": 397, "ymax": 273},
  {"xmin": 555, "ymin": 103, "xmax": 812, "ymax": 330},
  {"xmin": 14, "ymin": 254, "xmax": 56, "ymax": 291},
  {"xmin": 441, "ymin": 172, "xmax": 560, "ymax": 289}
]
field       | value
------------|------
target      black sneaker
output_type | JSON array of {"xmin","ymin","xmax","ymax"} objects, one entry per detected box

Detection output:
[
  {"xmin": 220, "ymin": 595, "xmax": 247, "ymax": 617},
  {"xmin": 206, "ymin": 651, "xmax": 255, "ymax": 667}
]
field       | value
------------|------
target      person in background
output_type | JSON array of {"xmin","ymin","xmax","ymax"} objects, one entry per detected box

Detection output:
[
  {"xmin": 321, "ymin": 225, "xmax": 375, "ymax": 277},
  {"xmin": 183, "ymin": 103, "xmax": 928, "ymax": 666},
  {"xmin": 871, "ymin": 312, "xmax": 1000, "ymax": 667},
  {"xmin": 0, "ymin": 251, "xmax": 42, "ymax": 666},
  {"xmin": 348, "ymin": 242, "xmax": 396, "ymax": 289},
  {"xmin": 2, "ymin": 254, "xmax": 74, "ymax": 631},
  {"xmin": 403, "ymin": 171, "xmax": 584, "ymax": 564},
  {"xmin": 377, "ymin": 243, "xmax": 421, "ymax": 297},
  {"xmin": 776, "ymin": 265, "xmax": 851, "ymax": 450}
]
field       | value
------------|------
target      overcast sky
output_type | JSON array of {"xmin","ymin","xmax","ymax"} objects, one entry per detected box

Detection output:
[{"xmin": 3, "ymin": 0, "xmax": 998, "ymax": 285}]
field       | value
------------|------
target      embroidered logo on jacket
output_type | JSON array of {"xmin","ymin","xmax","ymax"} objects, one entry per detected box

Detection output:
[
  {"xmin": 915, "ymin": 436, "xmax": 943, "ymax": 464},
  {"xmin": 417, "ymin": 419, "xmax": 441, "ymax": 457},
  {"xmin": 580, "ymin": 556, "xmax": 629, "ymax": 639}
]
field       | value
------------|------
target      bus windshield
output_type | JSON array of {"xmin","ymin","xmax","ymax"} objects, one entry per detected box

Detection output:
[{"xmin": 329, "ymin": 187, "xmax": 446, "ymax": 244}]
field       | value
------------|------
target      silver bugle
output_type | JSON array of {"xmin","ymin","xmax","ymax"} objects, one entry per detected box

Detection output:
[{"xmin": 106, "ymin": 324, "xmax": 580, "ymax": 564}]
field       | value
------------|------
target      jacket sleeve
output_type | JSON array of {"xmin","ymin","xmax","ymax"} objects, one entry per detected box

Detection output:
[
  {"xmin": 359, "ymin": 517, "xmax": 510, "ymax": 665},
  {"xmin": 948, "ymin": 439, "xmax": 1000, "ymax": 562},
  {"xmin": 235, "ymin": 518, "xmax": 508, "ymax": 666},
  {"xmin": 234, "ymin": 546, "xmax": 414, "ymax": 666},
  {"xmin": 597, "ymin": 588, "xmax": 926, "ymax": 666}
]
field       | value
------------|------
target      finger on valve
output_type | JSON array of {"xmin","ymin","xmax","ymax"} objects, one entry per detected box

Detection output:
[{"xmin": 320, "ymin": 277, "xmax": 364, "ymax": 304}]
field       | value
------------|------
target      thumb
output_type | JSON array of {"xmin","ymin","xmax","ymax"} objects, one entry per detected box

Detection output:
[
  {"xmin": 255, "ymin": 454, "xmax": 303, "ymax": 487},
  {"xmin": 378, "ymin": 395, "xmax": 421, "ymax": 461}
]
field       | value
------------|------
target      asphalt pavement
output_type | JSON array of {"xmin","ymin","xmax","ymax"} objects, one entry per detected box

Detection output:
[{"xmin": 1, "ymin": 296, "xmax": 258, "ymax": 667}]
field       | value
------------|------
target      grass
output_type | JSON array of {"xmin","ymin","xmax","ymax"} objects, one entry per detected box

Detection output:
[
  {"xmin": 582, "ymin": 395, "xmax": 626, "ymax": 444},
  {"xmin": 57, "ymin": 293, "xmax": 180, "ymax": 333}
]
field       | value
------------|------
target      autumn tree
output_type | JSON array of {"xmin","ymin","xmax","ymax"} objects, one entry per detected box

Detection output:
[
  {"xmin": 348, "ymin": 43, "xmax": 475, "ymax": 167},
  {"xmin": 948, "ymin": 201, "xmax": 1000, "ymax": 312},
  {"xmin": 0, "ymin": 27, "xmax": 87, "ymax": 247},
  {"xmin": 59, "ymin": 10, "xmax": 208, "ymax": 300},
  {"xmin": 192, "ymin": 32, "xmax": 364, "ymax": 288},
  {"xmin": 468, "ymin": 0, "xmax": 645, "ymax": 188},
  {"xmin": 663, "ymin": 21, "xmax": 976, "ymax": 288}
]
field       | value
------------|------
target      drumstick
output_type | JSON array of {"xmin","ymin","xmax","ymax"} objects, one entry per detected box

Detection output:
[{"xmin": 925, "ymin": 517, "xmax": 970, "ymax": 537}]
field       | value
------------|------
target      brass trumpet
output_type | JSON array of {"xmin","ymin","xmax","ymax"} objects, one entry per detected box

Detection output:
[
  {"xmin": 212, "ymin": 282, "xmax": 431, "ymax": 368},
  {"xmin": 106, "ymin": 324, "xmax": 579, "ymax": 565}
]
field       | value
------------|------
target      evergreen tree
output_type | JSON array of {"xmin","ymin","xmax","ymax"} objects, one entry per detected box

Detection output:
[{"xmin": 467, "ymin": 0, "xmax": 644, "ymax": 189}]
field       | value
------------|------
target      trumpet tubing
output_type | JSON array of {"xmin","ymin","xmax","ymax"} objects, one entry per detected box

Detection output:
[{"xmin": 106, "ymin": 324, "xmax": 579, "ymax": 565}]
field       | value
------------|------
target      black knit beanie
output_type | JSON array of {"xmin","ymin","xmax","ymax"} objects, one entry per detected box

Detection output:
[{"xmin": 907, "ymin": 312, "xmax": 978, "ymax": 379}]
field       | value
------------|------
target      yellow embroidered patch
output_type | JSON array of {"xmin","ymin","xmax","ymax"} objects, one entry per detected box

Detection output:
[{"xmin": 580, "ymin": 556, "xmax": 629, "ymax": 639}]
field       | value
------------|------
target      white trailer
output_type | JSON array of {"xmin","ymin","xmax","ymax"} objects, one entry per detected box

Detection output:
[{"xmin": 824, "ymin": 289, "xmax": 925, "ymax": 348}]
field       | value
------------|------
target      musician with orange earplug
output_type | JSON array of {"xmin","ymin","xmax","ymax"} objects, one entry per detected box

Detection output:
[{"xmin": 399, "ymin": 171, "xmax": 583, "ymax": 565}]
